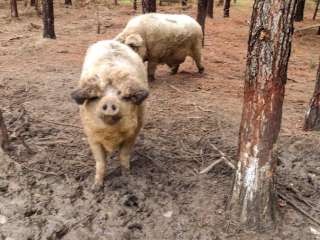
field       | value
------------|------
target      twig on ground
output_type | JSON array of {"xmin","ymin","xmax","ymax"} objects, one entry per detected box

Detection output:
[
  {"xmin": 278, "ymin": 192, "xmax": 320, "ymax": 226},
  {"xmin": 0, "ymin": 109, "xmax": 9, "ymax": 151},
  {"xmin": 42, "ymin": 119, "xmax": 82, "ymax": 129},
  {"xmin": 168, "ymin": 84, "xmax": 184, "ymax": 93},
  {"xmin": 199, "ymin": 143, "xmax": 235, "ymax": 174}
]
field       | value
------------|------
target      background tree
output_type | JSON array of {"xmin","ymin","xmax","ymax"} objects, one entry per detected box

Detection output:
[
  {"xmin": 42, "ymin": 0, "xmax": 56, "ymax": 39},
  {"xmin": 133, "ymin": 0, "xmax": 137, "ymax": 10},
  {"xmin": 304, "ymin": 60, "xmax": 320, "ymax": 131},
  {"xmin": 65, "ymin": 0, "xmax": 72, "ymax": 6},
  {"xmin": 223, "ymin": 0, "xmax": 231, "ymax": 17},
  {"xmin": 294, "ymin": 0, "xmax": 305, "ymax": 22},
  {"xmin": 142, "ymin": 0, "xmax": 156, "ymax": 13},
  {"xmin": 10, "ymin": 0, "xmax": 19, "ymax": 17},
  {"xmin": 313, "ymin": 0, "xmax": 319, "ymax": 20},
  {"xmin": 181, "ymin": 0, "xmax": 187, "ymax": 7},
  {"xmin": 207, "ymin": 0, "xmax": 214, "ymax": 18},
  {"xmin": 228, "ymin": 0, "xmax": 297, "ymax": 231},
  {"xmin": 197, "ymin": 0, "xmax": 208, "ymax": 45}
]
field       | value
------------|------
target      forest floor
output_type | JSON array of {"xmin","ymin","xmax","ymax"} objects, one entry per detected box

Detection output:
[{"xmin": 0, "ymin": 1, "xmax": 320, "ymax": 239}]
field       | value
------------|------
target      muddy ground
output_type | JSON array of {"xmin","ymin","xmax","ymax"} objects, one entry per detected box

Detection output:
[{"xmin": 0, "ymin": 1, "xmax": 320, "ymax": 239}]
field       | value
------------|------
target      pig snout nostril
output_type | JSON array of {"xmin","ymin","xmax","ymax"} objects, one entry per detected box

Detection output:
[
  {"xmin": 111, "ymin": 104, "xmax": 117, "ymax": 111},
  {"xmin": 102, "ymin": 104, "xmax": 108, "ymax": 111}
]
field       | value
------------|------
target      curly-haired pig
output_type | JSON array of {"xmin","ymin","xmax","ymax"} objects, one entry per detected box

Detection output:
[
  {"xmin": 71, "ymin": 40, "xmax": 149, "ymax": 190},
  {"xmin": 114, "ymin": 13, "xmax": 204, "ymax": 81}
]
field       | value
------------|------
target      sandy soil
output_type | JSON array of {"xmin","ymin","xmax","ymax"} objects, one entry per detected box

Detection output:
[{"xmin": 0, "ymin": 1, "xmax": 320, "ymax": 239}]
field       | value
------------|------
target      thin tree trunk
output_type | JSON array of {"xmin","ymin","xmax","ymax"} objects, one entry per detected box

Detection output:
[
  {"xmin": 313, "ymin": 0, "xmax": 320, "ymax": 20},
  {"xmin": 304, "ymin": 60, "xmax": 320, "ymax": 131},
  {"xmin": 10, "ymin": 0, "xmax": 19, "ymax": 17},
  {"xmin": 114, "ymin": 0, "xmax": 118, "ymax": 5},
  {"xmin": 35, "ymin": 0, "xmax": 41, "ymax": 15},
  {"xmin": 65, "ymin": 0, "xmax": 72, "ymax": 5},
  {"xmin": 197, "ymin": 0, "xmax": 208, "ymax": 46},
  {"xmin": 207, "ymin": 0, "xmax": 213, "ymax": 18},
  {"xmin": 31, "ymin": 0, "xmax": 36, "ymax": 6},
  {"xmin": 142, "ymin": 0, "xmax": 156, "ymax": 13},
  {"xmin": 294, "ymin": 0, "xmax": 305, "ymax": 22},
  {"xmin": 181, "ymin": 0, "xmax": 187, "ymax": 7},
  {"xmin": 0, "ymin": 110, "xmax": 9, "ymax": 152},
  {"xmin": 42, "ymin": 0, "xmax": 56, "ymax": 39},
  {"xmin": 133, "ymin": 0, "xmax": 137, "ymax": 10},
  {"xmin": 228, "ymin": 0, "xmax": 297, "ymax": 231},
  {"xmin": 223, "ymin": 0, "xmax": 230, "ymax": 17},
  {"xmin": 318, "ymin": 26, "xmax": 320, "ymax": 35}
]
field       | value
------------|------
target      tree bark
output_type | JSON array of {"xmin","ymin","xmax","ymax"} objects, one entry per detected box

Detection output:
[
  {"xmin": 228, "ymin": 0, "xmax": 297, "ymax": 231},
  {"xmin": 114, "ymin": 0, "xmax": 118, "ymax": 5},
  {"xmin": 197, "ymin": 0, "xmax": 208, "ymax": 46},
  {"xmin": 142, "ymin": 0, "xmax": 156, "ymax": 13},
  {"xmin": 223, "ymin": 0, "xmax": 230, "ymax": 17},
  {"xmin": 10, "ymin": 0, "xmax": 19, "ymax": 17},
  {"xmin": 65, "ymin": 0, "xmax": 72, "ymax": 5},
  {"xmin": 313, "ymin": 0, "xmax": 320, "ymax": 20},
  {"xmin": 0, "ymin": 110, "xmax": 9, "ymax": 152},
  {"xmin": 31, "ymin": 0, "xmax": 36, "ymax": 6},
  {"xmin": 294, "ymin": 0, "xmax": 305, "ymax": 22},
  {"xmin": 42, "ymin": 0, "xmax": 56, "ymax": 39},
  {"xmin": 207, "ymin": 0, "xmax": 214, "ymax": 18},
  {"xmin": 303, "ymin": 60, "xmax": 320, "ymax": 131},
  {"xmin": 181, "ymin": 0, "xmax": 187, "ymax": 7}
]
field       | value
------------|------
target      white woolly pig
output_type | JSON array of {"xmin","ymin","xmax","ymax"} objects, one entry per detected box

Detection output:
[
  {"xmin": 115, "ymin": 13, "xmax": 204, "ymax": 81},
  {"xmin": 71, "ymin": 40, "xmax": 149, "ymax": 190}
]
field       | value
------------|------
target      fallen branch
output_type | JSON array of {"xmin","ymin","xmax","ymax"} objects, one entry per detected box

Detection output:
[
  {"xmin": 168, "ymin": 84, "xmax": 184, "ymax": 93},
  {"xmin": 200, "ymin": 144, "xmax": 235, "ymax": 174},
  {"xmin": 278, "ymin": 192, "xmax": 320, "ymax": 226},
  {"xmin": 294, "ymin": 24, "xmax": 320, "ymax": 33}
]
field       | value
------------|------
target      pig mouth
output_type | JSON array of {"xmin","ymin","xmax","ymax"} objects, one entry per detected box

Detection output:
[{"xmin": 102, "ymin": 115, "xmax": 122, "ymax": 125}]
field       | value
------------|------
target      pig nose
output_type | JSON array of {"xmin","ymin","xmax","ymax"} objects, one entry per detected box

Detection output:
[{"xmin": 101, "ymin": 101, "xmax": 119, "ymax": 116}]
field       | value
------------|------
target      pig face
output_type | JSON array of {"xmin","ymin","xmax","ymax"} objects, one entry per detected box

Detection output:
[
  {"xmin": 124, "ymin": 34, "xmax": 147, "ymax": 61},
  {"xmin": 71, "ymin": 77, "xmax": 149, "ymax": 124}
]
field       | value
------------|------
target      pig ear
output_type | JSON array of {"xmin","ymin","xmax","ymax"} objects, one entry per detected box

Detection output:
[
  {"xmin": 71, "ymin": 85, "xmax": 100, "ymax": 105},
  {"xmin": 125, "ymin": 34, "xmax": 144, "ymax": 48},
  {"xmin": 123, "ymin": 86, "xmax": 149, "ymax": 105}
]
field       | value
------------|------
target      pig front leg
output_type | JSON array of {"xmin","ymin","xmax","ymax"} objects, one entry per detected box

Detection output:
[
  {"xmin": 88, "ymin": 139, "xmax": 107, "ymax": 191},
  {"xmin": 119, "ymin": 138, "xmax": 135, "ymax": 176},
  {"xmin": 147, "ymin": 61, "xmax": 157, "ymax": 81}
]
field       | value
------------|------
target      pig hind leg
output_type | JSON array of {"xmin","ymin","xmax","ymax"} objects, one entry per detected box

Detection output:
[
  {"xmin": 147, "ymin": 61, "xmax": 157, "ymax": 81},
  {"xmin": 167, "ymin": 63, "xmax": 180, "ymax": 75},
  {"xmin": 88, "ymin": 140, "xmax": 107, "ymax": 191},
  {"xmin": 191, "ymin": 41, "xmax": 204, "ymax": 73}
]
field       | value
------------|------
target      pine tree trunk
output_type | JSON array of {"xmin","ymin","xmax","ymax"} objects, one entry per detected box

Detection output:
[
  {"xmin": 313, "ymin": 0, "xmax": 320, "ymax": 20},
  {"xmin": 303, "ymin": 61, "xmax": 320, "ymax": 131},
  {"xmin": 197, "ymin": 0, "xmax": 208, "ymax": 46},
  {"xmin": 0, "ymin": 110, "xmax": 9, "ymax": 152},
  {"xmin": 142, "ymin": 0, "xmax": 156, "ymax": 13},
  {"xmin": 294, "ymin": 0, "xmax": 305, "ymax": 22},
  {"xmin": 65, "ymin": 0, "xmax": 72, "ymax": 5},
  {"xmin": 228, "ymin": 0, "xmax": 297, "ymax": 231},
  {"xmin": 223, "ymin": 0, "xmax": 230, "ymax": 17},
  {"xmin": 207, "ymin": 0, "xmax": 214, "ymax": 18},
  {"xmin": 42, "ymin": 0, "xmax": 56, "ymax": 39},
  {"xmin": 10, "ymin": 0, "xmax": 19, "ymax": 17},
  {"xmin": 133, "ymin": 0, "xmax": 137, "ymax": 10}
]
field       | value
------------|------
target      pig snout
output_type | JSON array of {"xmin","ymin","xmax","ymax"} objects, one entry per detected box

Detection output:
[{"xmin": 101, "ymin": 98, "xmax": 120, "ymax": 116}]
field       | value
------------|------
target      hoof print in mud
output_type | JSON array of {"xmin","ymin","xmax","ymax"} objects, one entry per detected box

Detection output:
[{"xmin": 123, "ymin": 194, "xmax": 139, "ymax": 208}]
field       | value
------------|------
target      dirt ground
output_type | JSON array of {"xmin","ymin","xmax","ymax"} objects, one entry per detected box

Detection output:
[{"xmin": 0, "ymin": 1, "xmax": 320, "ymax": 239}]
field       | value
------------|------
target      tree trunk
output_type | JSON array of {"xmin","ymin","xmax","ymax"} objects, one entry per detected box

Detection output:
[
  {"xmin": 223, "ymin": 0, "xmax": 230, "ymax": 17},
  {"xmin": 42, "ymin": 0, "xmax": 56, "ymax": 39},
  {"xmin": 313, "ymin": 0, "xmax": 320, "ymax": 20},
  {"xmin": 31, "ymin": 0, "xmax": 36, "ymax": 6},
  {"xmin": 197, "ymin": 0, "xmax": 208, "ymax": 46},
  {"xmin": 228, "ymin": 0, "xmax": 297, "ymax": 231},
  {"xmin": 65, "ymin": 0, "xmax": 72, "ymax": 5},
  {"xmin": 216, "ymin": 0, "xmax": 223, "ymax": 6},
  {"xmin": 142, "ymin": 0, "xmax": 156, "ymax": 13},
  {"xmin": 207, "ymin": 0, "xmax": 213, "ymax": 18},
  {"xmin": 10, "ymin": 0, "xmax": 19, "ymax": 17},
  {"xmin": 114, "ymin": 0, "xmax": 118, "ymax": 5},
  {"xmin": 294, "ymin": 0, "xmax": 305, "ymax": 22},
  {"xmin": 318, "ymin": 26, "xmax": 320, "ymax": 35},
  {"xmin": 303, "ymin": 60, "xmax": 320, "ymax": 131},
  {"xmin": 0, "ymin": 110, "xmax": 9, "ymax": 152},
  {"xmin": 133, "ymin": 0, "xmax": 137, "ymax": 10},
  {"xmin": 181, "ymin": 0, "xmax": 187, "ymax": 7}
]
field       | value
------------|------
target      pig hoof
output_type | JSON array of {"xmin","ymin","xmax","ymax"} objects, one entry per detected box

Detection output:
[
  {"xmin": 91, "ymin": 182, "xmax": 104, "ymax": 192},
  {"xmin": 198, "ymin": 67, "xmax": 205, "ymax": 74}
]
